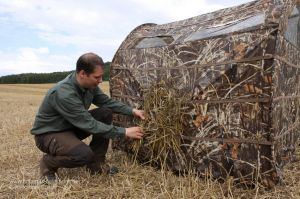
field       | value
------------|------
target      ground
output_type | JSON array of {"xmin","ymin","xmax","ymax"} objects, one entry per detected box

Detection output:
[{"xmin": 0, "ymin": 83, "xmax": 300, "ymax": 199}]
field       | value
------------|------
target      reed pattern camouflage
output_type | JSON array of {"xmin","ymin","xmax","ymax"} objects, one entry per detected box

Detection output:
[{"xmin": 110, "ymin": 0, "xmax": 300, "ymax": 186}]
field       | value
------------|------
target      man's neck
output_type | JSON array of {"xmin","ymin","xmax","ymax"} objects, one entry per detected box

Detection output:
[{"xmin": 75, "ymin": 73, "xmax": 86, "ymax": 90}]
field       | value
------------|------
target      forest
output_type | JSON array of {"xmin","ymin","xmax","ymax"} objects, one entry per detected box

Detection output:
[{"xmin": 0, "ymin": 62, "xmax": 111, "ymax": 84}]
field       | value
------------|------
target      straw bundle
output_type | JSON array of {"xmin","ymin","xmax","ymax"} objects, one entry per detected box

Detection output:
[{"xmin": 132, "ymin": 79, "xmax": 192, "ymax": 170}]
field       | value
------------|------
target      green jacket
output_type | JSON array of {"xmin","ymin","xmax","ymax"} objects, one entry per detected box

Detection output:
[{"xmin": 31, "ymin": 72, "xmax": 133, "ymax": 139}]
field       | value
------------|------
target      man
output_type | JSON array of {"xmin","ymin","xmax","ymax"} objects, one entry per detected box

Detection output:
[{"xmin": 31, "ymin": 52, "xmax": 145, "ymax": 182}]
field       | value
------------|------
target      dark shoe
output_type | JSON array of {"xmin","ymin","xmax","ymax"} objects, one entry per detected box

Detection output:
[
  {"xmin": 87, "ymin": 162, "xmax": 119, "ymax": 175},
  {"xmin": 86, "ymin": 162, "xmax": 102, "ymax": 175},
  {"xmin": 40, "ymin": 172, "xmax": 57, "ymax": 185},
  {"xmin": 40, "ymin": 158, "xmax": 58, "ymax": 184}
]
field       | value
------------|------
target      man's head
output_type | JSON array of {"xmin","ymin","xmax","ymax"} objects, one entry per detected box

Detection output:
[{"xmin": 76, "ymin": 52, "xmax": 104, "ymax": 89}]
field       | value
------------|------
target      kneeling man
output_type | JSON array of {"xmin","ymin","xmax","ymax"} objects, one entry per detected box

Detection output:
[{"xmin": 31, "ymin": 52, "xmax": 144, "ymax": 182}]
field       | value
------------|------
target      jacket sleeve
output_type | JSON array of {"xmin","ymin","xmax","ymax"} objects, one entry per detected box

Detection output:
[
  {"xmin": 49, "ymin": 87, "xmax": 126, "ymax": 139},
  {"xmin": 92, "ymin": 87, "xmax": 133, "ymax": 115}
]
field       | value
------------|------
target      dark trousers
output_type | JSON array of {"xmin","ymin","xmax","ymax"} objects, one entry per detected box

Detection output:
[{"xmin": 34, "ymin": 107, "xmax": 112, "ymax": 173}]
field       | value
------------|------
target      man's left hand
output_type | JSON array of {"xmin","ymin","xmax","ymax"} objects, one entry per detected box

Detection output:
[{"xmin": 133, "ymin": 109, "xmax": 145, "ymax": 120}]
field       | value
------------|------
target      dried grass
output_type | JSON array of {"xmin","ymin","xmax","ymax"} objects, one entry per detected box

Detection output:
[
  {"xmin": 132, "ymin": 80, "xmax": 192, "ymax": 169},
  {"xmin": 0, "ymin": 83, "xmax": 300, "ymax": 199}
]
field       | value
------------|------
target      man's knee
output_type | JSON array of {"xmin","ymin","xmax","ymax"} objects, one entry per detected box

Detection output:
[
  {"xmin": 89, "ymin": 107, "xmax": 112, "ymax": 124},
  {"xmin": 68, "ymin": 144, "xmax": 94, "ymax": 166}
]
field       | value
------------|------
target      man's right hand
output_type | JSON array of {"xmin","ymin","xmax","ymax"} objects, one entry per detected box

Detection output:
[{"xmin": 125, "ymin": 127, "xmax": 143, "ymax": 139}]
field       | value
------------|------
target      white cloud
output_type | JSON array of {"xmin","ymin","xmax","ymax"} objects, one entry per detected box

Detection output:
[
  {"xmin": 0, "ymin": 47, "xmax": 75, "ymax": 75},
  {"xmin": 0, "ymin": 0, "xmax": 139, "ymax": 58},
  {"xmin": 0, "ymin": 0, "xmax": 226, "ymax": 49},
  {"xmin": 0, "ymin": 0, "xmax": 253, "ymax": 75},
  {"xmin": 128, "ymin": 0, "xmax": 224, "ymax": 22}
]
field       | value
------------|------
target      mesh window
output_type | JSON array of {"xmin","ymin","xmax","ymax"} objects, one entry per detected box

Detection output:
[
  {"xmin": 134, "ymin": 36, "xmax": 174, "ymax": 48},
  {"xmin": 284, "ymin": 6, "xmax": 300, "ymax": 48},
  {"xmin": 184, "ymin": 14, "xmax": 265, "ymax": 42}
]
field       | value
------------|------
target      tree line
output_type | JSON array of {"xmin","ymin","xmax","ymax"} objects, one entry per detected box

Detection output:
[{"xmin": 0, "ymin": 62, "xmax": 111, "ymax": 84}]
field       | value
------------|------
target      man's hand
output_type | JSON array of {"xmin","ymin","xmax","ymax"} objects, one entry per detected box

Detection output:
[
  {"xmin": 132, "ymin": 108, "xmax": 145, "ymax": 120},
  {"xmin": 125, "ymin": 127, "xmax": 143, "ymax": 139}
]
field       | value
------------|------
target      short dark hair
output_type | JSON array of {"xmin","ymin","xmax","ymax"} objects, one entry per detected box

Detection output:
[{"xmin": 76, "ymin": 52, "xmax": 104, "ymax": 74}]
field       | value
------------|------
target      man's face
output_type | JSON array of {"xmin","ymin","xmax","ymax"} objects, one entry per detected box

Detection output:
[{"xmin": 79, "ymin": 66, "xmax": 104, "ymax": 89}]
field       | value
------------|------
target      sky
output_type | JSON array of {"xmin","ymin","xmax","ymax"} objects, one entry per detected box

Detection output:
[{"xmin": 0, "ymin": 0, "xmax": 253, "ymax": 76}]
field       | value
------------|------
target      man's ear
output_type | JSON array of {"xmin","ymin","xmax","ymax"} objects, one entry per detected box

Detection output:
[{"xmin": 78, "ymin": 70, "xmax": 86, "ymax": 78}]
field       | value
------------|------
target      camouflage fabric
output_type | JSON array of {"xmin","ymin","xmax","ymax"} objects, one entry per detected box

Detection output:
[{"xmin": 110, "ymin": 0, "xmax": 300, "ymax": 186}]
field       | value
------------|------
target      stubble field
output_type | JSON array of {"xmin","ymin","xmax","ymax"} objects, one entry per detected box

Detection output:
[{"xmin": 0, "ymin": 83, "xmax": 300, "ymax": 198}]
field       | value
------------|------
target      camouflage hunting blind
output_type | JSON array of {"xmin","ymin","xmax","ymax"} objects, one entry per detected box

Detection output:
[{"xmin": 110, "ymin": 0, "xmax": 300, "ymax": 185}]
